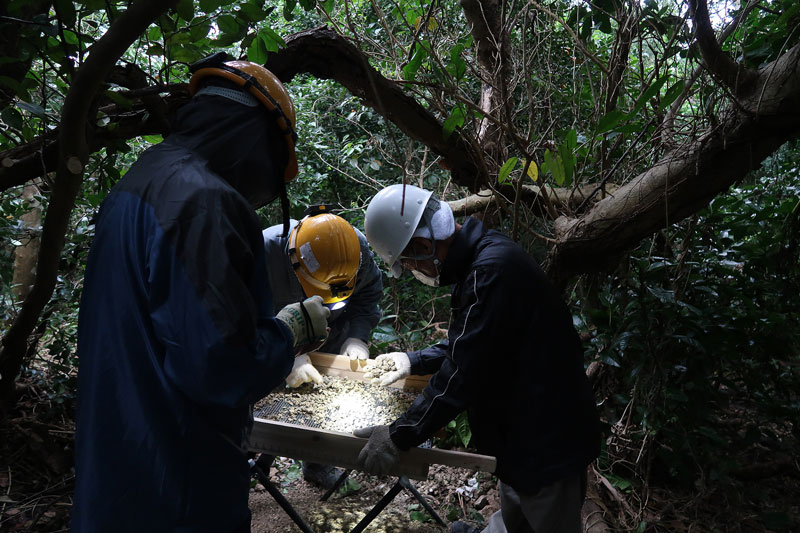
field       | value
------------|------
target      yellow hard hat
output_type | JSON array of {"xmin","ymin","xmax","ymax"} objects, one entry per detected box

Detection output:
[
  {"xmin": 189, "ymin": 57, "xmax": 298, "ymax": 182},
  {"xmin": 288, "ymin": 213, "xmax": 361, "ymax": 304}
]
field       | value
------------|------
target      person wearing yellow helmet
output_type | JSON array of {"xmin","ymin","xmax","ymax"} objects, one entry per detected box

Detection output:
[
  {"xmin": 73, "ymin": 53, "xmax": 330, "ymax": 532},
  {"xmin": 261, "ymin": 205, "xmax": 383, "ymax": 488},
  {"xmin": 263, "ymin": 205, "xmax": 383, "ymax": 363}
]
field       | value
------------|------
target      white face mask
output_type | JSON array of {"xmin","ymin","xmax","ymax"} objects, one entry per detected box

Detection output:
[{"xmin": 412, "ymin": 269, "xmax": 440, "ymax": 287}]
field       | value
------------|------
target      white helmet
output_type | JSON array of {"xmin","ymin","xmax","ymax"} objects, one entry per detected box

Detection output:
[{"xmin": 365, "ymin": 184, "xmax": 433, "ymax": 277}]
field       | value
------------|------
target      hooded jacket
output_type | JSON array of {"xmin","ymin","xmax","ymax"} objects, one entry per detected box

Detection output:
[
  {"xmin": 262, "ymin": 220, "xmax": 383, "ymax": 353},
  {"xmin": 388, "ymin": 217, "xmax": 600, "ymax": 492},
  {"xmin": 73, "ymin": 96, "xmax": 294, "ymax": 532}
]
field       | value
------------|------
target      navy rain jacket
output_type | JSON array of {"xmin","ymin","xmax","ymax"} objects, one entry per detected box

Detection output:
[
  {"xmin": 389, "ymin": 217, "xmax": 600, "ymax": 492},
  {"xmin": 262, "ymin": 220, "xmax": 383, "ymax": 353},
  {"xmin": 73, "ymin": 96, "xmax": 295, "ymax": 532}
]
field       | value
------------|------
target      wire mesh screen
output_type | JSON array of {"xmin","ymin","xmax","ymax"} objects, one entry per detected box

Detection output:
[{"xmin": 254, "ymin": 375, "xmax": 419, "ymax": 433}]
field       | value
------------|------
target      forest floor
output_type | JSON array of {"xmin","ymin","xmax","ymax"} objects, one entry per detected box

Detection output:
[{"xmin": 0, "ymin": 373, "xmax": 798, "ymax": 532}]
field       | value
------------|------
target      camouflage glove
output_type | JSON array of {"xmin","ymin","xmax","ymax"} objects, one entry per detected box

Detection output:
[{"xmin": 277, "ymin": 295, "xmax": 330, "ymax": 348}]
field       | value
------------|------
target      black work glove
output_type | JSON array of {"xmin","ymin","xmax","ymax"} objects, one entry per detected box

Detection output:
[{"xmin": 353, "ymin": 425, "xmax": 400, "ymax": 476}]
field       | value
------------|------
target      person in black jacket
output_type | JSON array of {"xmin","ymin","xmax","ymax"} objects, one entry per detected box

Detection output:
[
  {"xmin": 356, "ymin": 184, "xmax": 600, "ymax": 533},
  {"xmin": 72, "ymin": 54, "xmax": 330, "ymax": 533}
]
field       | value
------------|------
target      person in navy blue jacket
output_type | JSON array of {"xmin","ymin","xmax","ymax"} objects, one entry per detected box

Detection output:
[
  {"xmin": 72, "ymin": 54, "xmax": 331, "ymax": 533},
  {"xmin": 357, "ymin": 184, "xmax": 600, "ymax": 533}
]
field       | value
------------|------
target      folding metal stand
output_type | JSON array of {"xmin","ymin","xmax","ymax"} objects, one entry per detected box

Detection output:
[
  {"xmin": 248, "ymin": 353, "xmax": 495, "ymax": 532},
  {"xmin": 249, "ymin": 458, "xmax": 315, "ymax": 533},
  {"xmin": 251, "ymin": 460, "xmax": 446, "ymax": 533}
]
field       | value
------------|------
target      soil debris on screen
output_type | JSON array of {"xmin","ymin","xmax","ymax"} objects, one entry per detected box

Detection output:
[{"xmin": 254, "ymin": 375, "xmax": 418, "ymax": 432}]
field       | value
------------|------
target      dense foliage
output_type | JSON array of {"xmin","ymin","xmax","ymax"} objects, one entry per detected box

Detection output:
[{"xmin": 1, "ymin": 0, "xmax": 798, "ymax": 529}]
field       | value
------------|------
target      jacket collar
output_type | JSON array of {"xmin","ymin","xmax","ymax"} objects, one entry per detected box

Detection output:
[{"xmin": 439, "ymin": 217, "xmax": 486, "ymax": 285}]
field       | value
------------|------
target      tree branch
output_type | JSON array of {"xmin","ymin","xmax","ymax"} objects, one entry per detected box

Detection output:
[
  {"xmin": 0, "ymin": 0, "xmax": 178, "ymax": 407},
  {"xmin": 548, "ymin": 42, "xmax": 800, "ymax": 284},
  {"xmin": 688, "ymin": 0, "xmax": 758, "ymax": 96},
  {"xmin": 265, "ymin": 26, "xmax": 488, "ymax": 191},
  {"xmin": 663, "ymin": 0, "xmax": 758, "ymax": 144},
  {"xmin": 449, "ymin": 182, "xmax": 620, "ymax": 217},
  {"xmin": 1, "ymin": 86, "xmax": 187, "ymax": 192}
]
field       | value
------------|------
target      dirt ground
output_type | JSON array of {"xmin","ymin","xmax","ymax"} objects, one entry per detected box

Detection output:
[
  {"xmin": 1, "ymin": 376, "xmax": 799, "ymax": 531},
  {"xmin": 249, "ymin": 457, "xmax": 499, "ymax": 533}
]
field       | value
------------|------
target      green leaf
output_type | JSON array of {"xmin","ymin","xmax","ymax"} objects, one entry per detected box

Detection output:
[
  {"xmin": 558, "ymin": 142, "xmax": 574, "ymax": 186},
  {"xmin": 239, "ymin": 3, "xmax": 265, "ymax": 21},
  {"xmin": 322, "ymin": 0, "xmax": 335, "ymax": 14},
  {"xmin": 199, "ymin": 0, "xmax": 224, "ymax": 12},
  {"xmin": 170, "ymin": 45, "xmax": 203, "ymax": 64},
  {"xmin": 77, "ymin": 0, "xmax": 107, "ymax": 10},
  {"xmin": 59, "ymin": 29, "xmax": 79, "ymax": 45},
  {"xmin": 544, "ymin": 149, "xmax": 565, "ymax": 185},
  {"xmin": 189, "ymin": 22, "xmax": 211, "ymax": 42},
  {"xmin": 216, "ymin": 14, "xmax": 239, "ymax": 34},
  {"xmin": 647, "ymin": 286, "xmax": 675, "ymax": 303},
  {"xmin": 260, "ymin": 27, "xmax": 286, "ymax": 51},
  {"xmin": 176, "ymin": 0, "xmax": 194, "ymax": 21},
  {"xmin": 283, "ymin": 0, "xmax": 297, "ymax": 20},
  {"xmin": 605, "ymin": 473, "xmax": 632, "ymax": 491},
  {"xmin": 454, "ymin": 412, "xmax": 471, "ymax": 447},
  {"xmin": 595, "ymin": 12, "xmax": 613, "ymax": 34},
  {"xmin": 402, "ymin": 42, "xmax": 429, "ymax": 82},
  {"xmin": 105, "ymin": 91, "xmax": 134, "ymax": 110},
  {"xmin": 54, "ymin": 0, "xmax": 77, "ymax": 26},
  {"xmin": 337, "ymin": 477, "xmax": 361, "ymax": 496},
  {"xmin": 299, "ymin": 0, "xmax": 315, "ymax": 10},
  {"xmin": 248, "ymin": 34, "xmax": 268, "ymax": 63},
  {"xmin": 16, "ymin": 101, "xmax": 46, "ymax": 117},
  {"xmin": 596, "ymin": 110, "xmax": 627, "ymax": 134},
  {"xmin": 1, "ymin": 107, "xmax": 24, "ymax": 131},
  {"xmin": 442, "ymin": 104, "xmax": 465, "ymax": 139},
  {"xmin": 566, "ymin": 128, "xmax": 577, "ymax": 150},
  {"xmin": 659, "ymin": 80, "xmax": 685, "ymax": 110},
  {"xmin": 446, "ymin": 44, "xmax": 466, "ymax": 80},
  {"xmin": 632, "ymin": 74, "xmax": 669, "ymax": 114},
  {"xmin": 141, "ymin": 135, "xmax": 163, "ymax": 144},
  {"xmin": 498, "ymin": 157, "xmax": 518, "ymax": 184},
  {"xmin": 410, "ymin": 510, "xmax": 431, "ymax": 522}
]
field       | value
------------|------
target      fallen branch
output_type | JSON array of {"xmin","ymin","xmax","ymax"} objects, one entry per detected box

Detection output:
[{"xmin": 448, "ymin": 182, "xmax": 620, "ymax": 217}]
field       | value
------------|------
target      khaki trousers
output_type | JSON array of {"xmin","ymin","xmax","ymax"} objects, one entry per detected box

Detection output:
[{"xmin": 482, "ymin": 471, "xmax": 586, "ymax": 533}]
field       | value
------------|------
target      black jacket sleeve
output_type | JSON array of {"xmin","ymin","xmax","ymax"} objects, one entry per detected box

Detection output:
[{"xmin": 389, "ymin": 267, "xmax": 505, "ymax": 450}]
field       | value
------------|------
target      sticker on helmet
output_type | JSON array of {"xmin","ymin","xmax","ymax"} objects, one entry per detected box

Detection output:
[{"xmin": 299, "ymin": 242, "xmax": 320, "ymax": 273}]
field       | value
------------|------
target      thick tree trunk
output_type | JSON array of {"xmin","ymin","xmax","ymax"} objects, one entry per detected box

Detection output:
[
  {"xmin": 549, "ymin": 43, "xmax": 800, "ymax": 281},
  {"xmin": 265, "ymin": 27, "xmax": 488, "ymax": 191},
  {"xmin": 0, "ymin": 0, "xmax": 178, "ymax": 410},
  {"xmin": 11, "ymin": 184, "xmax": 42, "ymax": 302}
]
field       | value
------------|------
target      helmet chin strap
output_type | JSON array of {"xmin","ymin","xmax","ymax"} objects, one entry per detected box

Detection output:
[{"xmin": 280, "ymin": 180, "xmax": 291, "ymax": 238}]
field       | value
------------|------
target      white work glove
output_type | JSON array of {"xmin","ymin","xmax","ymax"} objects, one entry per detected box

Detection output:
[
  {"xmin": 285, "ymin": 353, "xmax": 324, "ymax": 388},
  {"xmin": 353, "ymin": 425, "xmax": 401, "ymax": 476},
  {"xmin": 340, "ymin": 337, "xmax": 370, "ymax": 361},
  {"xmin": 364, "ymin": 352, "xmax": 411, "ymax": 386},
  {"xmin": 276, "ymin": 295, "xmax": 331, "ymax": 349}
]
